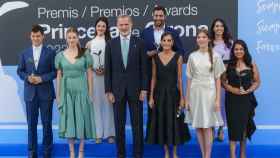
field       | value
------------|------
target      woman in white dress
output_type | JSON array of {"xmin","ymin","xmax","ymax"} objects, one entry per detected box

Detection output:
[
  {"xmin": 86, "ymin": 17, "xmax": 115, "ymax": 143},
  {"xmin": 210, "ymin": 18, "xmax": 233, "ymax": 141},
  {"xmin": 185, "ymin": 28, "xmax": 225, "ymax": 158}
]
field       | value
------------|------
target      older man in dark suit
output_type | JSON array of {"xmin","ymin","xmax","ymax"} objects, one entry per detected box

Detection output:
[{"xmin": 105, "ymin": 15, "xmax": 148, "ymax": 158}]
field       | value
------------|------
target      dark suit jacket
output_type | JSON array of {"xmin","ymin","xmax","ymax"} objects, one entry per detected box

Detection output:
[
  {"xmin": 141, "ymin": 25, "xmax": 185, "ymax": 78},
  {"xmin": 17, "ymin": 46, "xmax": 56, "ymax": 101},
  {"xmin": 105, "ymin": 35, "xmax": 148, "ymax": 101}
]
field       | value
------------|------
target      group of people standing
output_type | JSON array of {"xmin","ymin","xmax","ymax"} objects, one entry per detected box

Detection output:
[{"xmin": 17, "ymin": 5, "xmax": 260, "ymax": 158}]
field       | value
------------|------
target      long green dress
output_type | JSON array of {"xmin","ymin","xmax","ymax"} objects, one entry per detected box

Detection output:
[{"xmin": 55, "ymin": 50, "xmax": 96, "ymax": 139}]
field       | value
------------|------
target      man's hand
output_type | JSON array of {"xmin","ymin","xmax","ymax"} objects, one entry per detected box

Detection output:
[
  {"xmin": 106, "ymin": 92, "xmax": 115, "ymax": 104},
  {"xmin": 32, "ymin": 76, "xmax": 42, "ymax": 84},
  {"xmin": 147, "ymin": 50, "xmax": 157, "ymax": 57},
  {"xmin": 27, "ymin": 75, "xmax": 35, "ymax": 84},
  {"xmin": 28, "ymin": 75, "xmax": 42, "ymax": 84}
]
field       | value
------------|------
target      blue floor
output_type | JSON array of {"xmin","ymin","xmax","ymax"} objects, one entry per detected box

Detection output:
[{"xmin": 0, "ymin": 128, "xmax": 280, "ymax": 157}]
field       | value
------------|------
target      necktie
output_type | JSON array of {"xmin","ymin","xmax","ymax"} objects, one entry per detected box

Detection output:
[{"xmin": 121, "ymin": 37, "xmax": 129, "ymax": 68}]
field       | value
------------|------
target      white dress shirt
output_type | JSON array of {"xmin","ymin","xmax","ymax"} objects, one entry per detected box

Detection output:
[
  {"xmin": 153, "ymin": 25, "xmax": 165, "ymax": 45},
  {"xmin": 120, "ymin": 33, "xmax": 131, "ymax": 43},
  {"xmin": 32, "ymin": 45, "xmax": 42, "ymax": 70}
]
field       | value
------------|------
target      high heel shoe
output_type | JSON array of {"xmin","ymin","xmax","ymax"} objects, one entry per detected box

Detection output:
[
  {"xmin": 95, "ymin": 138, "xmax": 102, "ymax": 144},
  {"xmin": 164, "ymin": 150, "xmax": 170, "ymax": 158},
  {"xmin": 173, "ymin": 154, "xmax": 179, "ymax": 158},
  {"xmin": 217, "ymin": 127, "xmax": 224, "ymax": 142},
  {"xmin": 107, "ymin": 136, "xmax": 115, "ymax": 144}
]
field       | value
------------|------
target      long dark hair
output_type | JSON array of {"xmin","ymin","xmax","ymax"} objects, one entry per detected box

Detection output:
[
  {"xmin": 94, "ymin": 17, "xmax": 111, "ymax": 42},
  {"xmin": 197, "ymin": 28, "xmax": 214, "ymax": 72},
  {"xmin": 229, "ymin": 39, "xmax": 253, "ymax": 68},
  {"xmin": 210, "ymin": 18, "xmax": 233, "ymax": 49},
  {"xmin": 66, "ymin": 27, "xmax": 85, "ymax": 58}
]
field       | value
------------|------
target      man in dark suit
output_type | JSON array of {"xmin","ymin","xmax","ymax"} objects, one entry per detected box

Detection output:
[
  {"xmin": 17, "ymin": 25, "xmax": 56, "ymax": 158},
  {"xmin": 105, "ymin": 15, "xmax": 148, "ymax": 158}
]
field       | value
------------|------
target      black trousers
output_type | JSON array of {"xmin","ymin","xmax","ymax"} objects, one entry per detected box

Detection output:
[
  {"xmin": 25, "ymin": 96, "xmax": 53, "ymax": 158},
  {"xmin": 113, "ymin": 92, "xmax": 143, "ymax": 158}
]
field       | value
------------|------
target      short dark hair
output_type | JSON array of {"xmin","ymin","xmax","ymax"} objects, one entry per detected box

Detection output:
[
  {"xmin": 31, "ymin": 24, "xmax": 44, "ymax": 35},
  {"xmin": 153, "ymin": 5, "xmax": 166, "ymax": 15}
]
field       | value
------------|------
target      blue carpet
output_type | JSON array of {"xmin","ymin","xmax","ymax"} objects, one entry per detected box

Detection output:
[{"xmin": 0, "ymin": 129, "xmax": 279, "ymax": 157}]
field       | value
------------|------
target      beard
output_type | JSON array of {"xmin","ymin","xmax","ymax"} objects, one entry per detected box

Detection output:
[{"xmin": 154, "ymin": 20, "xmax": 164, "ymax": 28}]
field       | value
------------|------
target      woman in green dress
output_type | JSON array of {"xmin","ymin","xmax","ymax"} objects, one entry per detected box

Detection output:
[{"xmin": 55, "ymin": 27, "xmax": 96, "ymax": 158}]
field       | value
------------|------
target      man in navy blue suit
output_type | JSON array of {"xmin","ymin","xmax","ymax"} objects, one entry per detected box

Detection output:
[
  {"xmin": 105, "ymin": 15, "xmax": 148, "ymax": 158},
  {"xmin": 141, "ymin": 5, "xmax": 185, "ymax": 84},
  {"xmin": 141, "ymin": 5, "xmax": 185, "ymax": 58},
  {"xmin": 17, "ymin": 25, "xmax": 56, "ymax": 158}
]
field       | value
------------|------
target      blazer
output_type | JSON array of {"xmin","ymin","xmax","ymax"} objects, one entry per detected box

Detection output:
[
  {"xmin": 104, "ymin": 35, "xmax": 148, "ymax": 100},
  {"xmin": 17, "ymin": 45, "xmax": 56, "ymax": 101}
]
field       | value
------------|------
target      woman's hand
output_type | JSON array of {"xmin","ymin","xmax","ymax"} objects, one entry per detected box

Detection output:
[
  {"xmin": 179, "ymin": 98, "xmax": 185, "ymax": 109},
  {"xmin": 148, "ymin": 96, "xmax": 155, "ymax": 109},
  {"xmin": 88, "ymin": 89, "xmax": 93, "ymax": 102},
  {"xmin": 56, "ymin": 95, "xmax": 60, "ymax": 106},
  {"xmin": 214, "ymin": 100, "xmax": 221, "ymax": 112},
  {"xmin": 185, "ymin": 99, "xmax": 190, "ymax": 111},
  {"xmin": 230, "ymin": 87, "xmax": 242, "ymax": 95}
]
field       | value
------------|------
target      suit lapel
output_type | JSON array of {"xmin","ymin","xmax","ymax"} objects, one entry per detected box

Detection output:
[
  {"xmin": 37, "ymin": 46, "xmax": 46, "ymax": 71},
  {"xmin": 27, "ymin": 47, "xmax": 36, "ymax": 71},
  {"xmin": 150, "ymin": 27, "xmax": 156, "ymax": 48},
  {"xmin": 151, "ymin": 27, "xmax": 155, "ymax": 43},
  {"xmin": 127, "ymin": 36, "xmax": 135, "ymax": 68}
]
